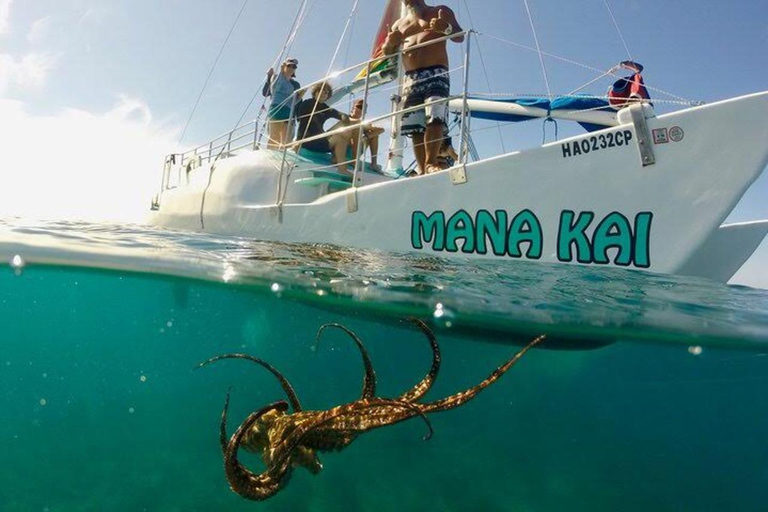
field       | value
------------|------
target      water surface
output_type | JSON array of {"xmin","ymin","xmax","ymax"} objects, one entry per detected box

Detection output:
[{"xmin": 1, "ymin": 218, "xmax": 767, "ymax": 511}]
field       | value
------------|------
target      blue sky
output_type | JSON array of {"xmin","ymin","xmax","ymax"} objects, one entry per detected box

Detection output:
[{"xmin": 0, "ymin": 0, "xmax": 766, "ymax": 284}]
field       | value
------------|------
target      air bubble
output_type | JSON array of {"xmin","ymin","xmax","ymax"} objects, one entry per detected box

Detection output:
[
  {"xmin": 10, "ymin": 255, "xmax": 25, "ymax": 276},
  {"xmin": 688, "ymin": 346, "xmax": 703, "ymax": 356},
  {"xmin": 222, "ymin": 266, "xmax": 236, "ymax": 283},
  {"xmin": 433, "ymin": 303, "xmax": 455, "ymax": 327}
]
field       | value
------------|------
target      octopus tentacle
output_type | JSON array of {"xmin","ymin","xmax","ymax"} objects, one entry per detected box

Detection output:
[
  {"xmin": 224, "ymin": 401, "xmax": 291, "ymax": 501},
  {"xmin": 397, "ymin": 319, "xmax": 442, "ymax": 403},
  {"xmin": 420, "ymin": 334, "xmax": 546, "ymax": 414},
  {"xmin": 295, "ymin": 398, "xmax": 434, "ymax": 444},
  {"xmin": 314, "ymin": 324, "xmax": 377, "ymax": 400},
  {"xmin": 196, "ymin": 354, "xmax": 303, "ymax": 412},
  {"xmin": 219, "ymin": 387, "xmax": 233, "ymax": 454}
]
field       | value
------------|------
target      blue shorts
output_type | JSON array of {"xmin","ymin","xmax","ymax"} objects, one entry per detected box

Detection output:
[{"xmin": 268, "ymin": 104, "xmax": 292, "ymax": 122}]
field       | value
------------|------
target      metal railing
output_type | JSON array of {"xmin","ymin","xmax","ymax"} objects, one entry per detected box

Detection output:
[{"xmin": 160, "ymin": 30, "xmax": 473, "ymax": 208}]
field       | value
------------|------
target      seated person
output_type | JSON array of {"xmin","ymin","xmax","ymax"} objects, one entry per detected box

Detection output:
[
  {"xmin": 348, "ymin": 99, "xmax": 385, "ymax": 173},
  {"xmin": 295, "ymin": 82, "xmax": 354, "ymax": 175}
]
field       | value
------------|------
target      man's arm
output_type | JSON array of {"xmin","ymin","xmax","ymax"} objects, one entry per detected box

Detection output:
[
  {"xmin": 329, "ymin": 108, "xmax": 350, "ymax": 123},
  {"xmin": 262, "ymin": 69, "xmax": 274, "ymax": 97},
  {"xmin": 382, "ymin": 21, "xmax": 405, "ymax": 56},
  {"xmin": 430, "ymin": 7, "xmax": 464, "ymax": 43}
]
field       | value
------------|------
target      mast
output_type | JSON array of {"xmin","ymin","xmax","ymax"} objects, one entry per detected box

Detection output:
[{"xmin": 386, "ymin": 0, "xmax": 408, "ymax": 173}]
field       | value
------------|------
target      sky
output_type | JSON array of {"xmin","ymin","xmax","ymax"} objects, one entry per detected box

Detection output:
[{"xmin": 0, "ymin": 0, "xmax": 766, "ymax": 285}]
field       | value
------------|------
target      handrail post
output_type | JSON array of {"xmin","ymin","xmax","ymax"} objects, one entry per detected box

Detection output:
[
  {"xmin": 276, "ymin": 147, "xmax": 290, "ymax": 207},
  {"xmin": 352, "ymin": 61, "xmax": 373, "ymax": 191},
  {"xmin": 226, "ymin": 132, "xmax": 233, "ymax": 156},
  {"xmin": 459, "ymin": 31, "xmax": 473, "ymax": 165},
  {"xmin": 276, "ymin": 91, "xmax": 301, "ymax": 207},
  {"xmin": 252, "ymin": 120, "xmax": 259, "ymax": 150},
  {"xmin": 208, "ymin": 141, "xmax": 213, "ymax": 163}
]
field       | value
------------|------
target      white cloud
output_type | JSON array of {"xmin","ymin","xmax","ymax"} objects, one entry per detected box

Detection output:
[
  {"xmin": 0, "ymin": 0, "xmax": 11, "ymax": 36},
  {"xmin": 77, "ymin": 7, "xmax": 104, "ymax": 28},
  {"xmin": 0, "ymin": 52, "xmax": 56, "ymax": 94},
  {"xmin": 26, "ymin": 16, "xmax": 51, "ymax": 44},
  {"xmin": 0, "ymin": 97, "xmax": 179, "ymax": 222}
]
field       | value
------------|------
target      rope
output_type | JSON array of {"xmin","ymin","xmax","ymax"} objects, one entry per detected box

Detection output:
[
  {"xmin": 255, "ymin": 0, "xmax": 317, "ymax": 147},
  {"xmin": 603, "ymin": 0, "xmax": 633, "ymax": 61},
  {"xmin": 296, "ymin": 0, "xmax": 361, "ymax": 145},
  {"xmin": 469, "ymin": 91, "xmax": 693, "ymax": 105},
  {"xmin": 461, "ymin": 0, "xmax": 506, "ymax": 154},
  {"xmin": 199, "ymin": 0, "xmax": 311, "ymax": 229},
  {"xmin": 478, "ymin": 32, "xmax": 697, "ymax": 104},
  {"xmin": 522, "ymin": 0, "xmax": 552, "ymax": 100},
  {"xmin": 343, "ymin": 2, "xmax": 358, "ymax": 68},
  {"xmin": 178, "ymin": 0, "xmax": 251, "ymax": 146},
  {"xmin": 542, "ymin": 117, "xmax": 558, "ymax": 144},
  {"xmin": 282, "ymin": 0, "xmax": 361, "ymax": 206}
]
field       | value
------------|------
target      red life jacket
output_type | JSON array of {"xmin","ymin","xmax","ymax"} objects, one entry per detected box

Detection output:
[{"xmin": 608, "ymin": 62, "xmax": 651, "ymax": 109}]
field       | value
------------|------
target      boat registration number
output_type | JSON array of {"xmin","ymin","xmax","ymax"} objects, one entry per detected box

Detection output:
[{"xmin": 561, "ymin": 129, "xmax": 634, "ymax": 159}]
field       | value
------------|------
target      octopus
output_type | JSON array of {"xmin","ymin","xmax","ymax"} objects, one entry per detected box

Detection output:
[{"xmin": 197, "ymin": 320, "xmax": 546, "ymax": 501}]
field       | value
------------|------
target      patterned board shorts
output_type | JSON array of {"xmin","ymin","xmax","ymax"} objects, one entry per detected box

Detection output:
[{"xmin": 401, "ymin": 66, "xmax": 450, "ymax": 137}]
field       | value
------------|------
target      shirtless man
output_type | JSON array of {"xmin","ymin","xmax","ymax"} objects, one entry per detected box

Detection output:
[{"xmin": 382, "ymin": 0, "xmax": 463, "ymax": 175}]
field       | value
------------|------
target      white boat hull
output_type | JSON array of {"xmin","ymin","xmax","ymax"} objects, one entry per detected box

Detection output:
[
  {"xmin": 151, "ymin": 92, "xmax": 768, "ymax": 276},
  {"xmin": 678, "ymin": 221, "xmax": 768, "ymax": 283}
]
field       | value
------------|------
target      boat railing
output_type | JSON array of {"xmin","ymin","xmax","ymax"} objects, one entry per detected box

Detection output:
[{"xmin": 160, "ymin": 31, "xmax": 474, "ymax": 204}]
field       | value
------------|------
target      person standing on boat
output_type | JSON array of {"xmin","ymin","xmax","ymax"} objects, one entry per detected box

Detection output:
[
  {"xmin": 382, "ymin": 1, "xmax": 463, "ymax": 175},
  {"xmin": 262, "ymin": 58, "xmax": 302, "ymax": 149}
]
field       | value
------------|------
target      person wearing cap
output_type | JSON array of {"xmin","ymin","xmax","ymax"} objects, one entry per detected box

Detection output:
[{"xmin": 262, "ymin": 58, "xmax": 302, "ymax": 149}]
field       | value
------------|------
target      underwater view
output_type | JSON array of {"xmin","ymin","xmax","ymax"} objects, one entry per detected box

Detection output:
[{"xmin": 2, "ymin": 219, "xmax": 768, "ymax": 511}]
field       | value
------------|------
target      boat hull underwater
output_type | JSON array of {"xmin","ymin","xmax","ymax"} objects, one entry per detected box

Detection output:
[{"xmin": 150, "ymin": 92, "xmax": 768, "ymax": 282}]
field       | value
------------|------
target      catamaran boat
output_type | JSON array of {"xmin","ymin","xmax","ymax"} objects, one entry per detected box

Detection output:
[{"xmin": 149, "ymin": 0, "xmax": 768, "ymax": 284}]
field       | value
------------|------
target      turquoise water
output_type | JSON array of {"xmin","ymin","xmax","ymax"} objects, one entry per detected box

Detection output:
[{"xmin": 2, "ymin": 219, "xmax": 768, "ymax": 511}]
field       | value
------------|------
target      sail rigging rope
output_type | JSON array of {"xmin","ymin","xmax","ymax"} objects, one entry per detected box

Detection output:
[
  {"xmin": 603, "ymin": 0, "xmax": 633, "ymax": 62},
  {"xmin": 254, "ymin": 0, "xmax": 316, "ymax": 148},
  {"xmin": 198, "ymin": 0, "xmax": 311, "ymax": 229},
  {"xmin": 276, "ymin": 0, "xmax": 361, "ymax": 206},
  {"xmin": 478, "ymin": 32, "xmax": 696, "ymax": 104},
  {"xmin": 461, "ymin": 0, "xmax": 506, "ymax": 154},
  {"xmin": 522, "ymin": 0, "xmax": 552, "ymax": 100},
  {"xmin": 178, "ymin": 0, "xmax": 251, "ymax": 146},
  {"xmin": 253, "ymin": 0, "xmax": 313, "ymax": 130},
  {"xmin": 295, "ymin": 0, "xmax": 361, "ymax": 150}
]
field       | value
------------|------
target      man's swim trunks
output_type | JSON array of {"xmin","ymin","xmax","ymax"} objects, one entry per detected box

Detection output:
[{"xmin": 401, "ymin": 65, "xmax": 450, "ymax": 137}]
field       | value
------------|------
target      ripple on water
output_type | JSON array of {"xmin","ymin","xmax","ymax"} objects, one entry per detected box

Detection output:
[{"xmin": 1, "ymin": 217, "xmax": 767, "ymax": 349}]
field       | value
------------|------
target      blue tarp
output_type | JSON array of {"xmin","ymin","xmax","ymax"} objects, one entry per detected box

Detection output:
[{"xmin": 466, "ymin": 96, "xmax": 613, "ymax": 132}]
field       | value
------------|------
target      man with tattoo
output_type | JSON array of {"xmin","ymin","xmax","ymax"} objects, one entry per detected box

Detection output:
[{"xmin": 382, "ymin": 1, "xmax": 463, "ymax": 175}]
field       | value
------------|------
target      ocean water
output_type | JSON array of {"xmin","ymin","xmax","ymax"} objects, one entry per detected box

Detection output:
[{"xmin": 1, "ymin": 218, "xmax": 768, "ymax": 511}]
